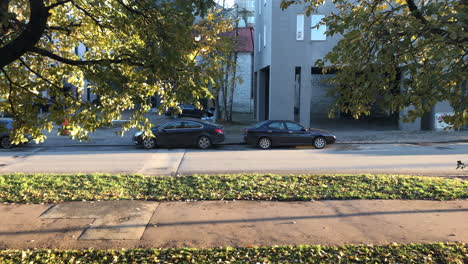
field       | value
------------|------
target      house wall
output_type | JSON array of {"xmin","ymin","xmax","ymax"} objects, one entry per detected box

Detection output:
[
  {"xmin": 255, "ymin": 0, "xmax": 340, "ymax": 126},
  {"xmin": 233, "ymin": 52, "xmax": 253, "ymax": 113}
]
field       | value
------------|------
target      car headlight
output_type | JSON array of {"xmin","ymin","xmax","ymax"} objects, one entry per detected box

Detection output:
[{"xmin": 134, "ymin": 131, "xmax": 143, "ymax": 137}]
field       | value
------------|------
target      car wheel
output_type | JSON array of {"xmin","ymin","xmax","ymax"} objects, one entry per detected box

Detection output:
[
  {"xmin": 313, "ymin": 136, "xmax": 327, "ymax": 149},
  {"xmin": 257, "ymin": 137, "xmax": 272, "ymax": 149},
  {"xmin": 0, "ymin": 137, "xmax": 12, "ymax": 149},
  {"xmin": 197, "ymin": 136, "xmax": 212, "ymax": 149},
  {"xmin": 142, "ymin": 138, "xmax": 156, "ymax": 149}
]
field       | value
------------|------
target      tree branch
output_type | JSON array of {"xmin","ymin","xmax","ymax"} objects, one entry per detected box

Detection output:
[
  {"xmin": 1, "ymin": 68, "xmax": 47, "ymax": 101},
  {"xmin": 116, "ymin": 0, "xmax": 148, "ymax": 18},
  {"xmin": 46, "ymin": 0, "xmax": 72, "ymax": 10},
  {"xmin": 19, "ymin": 57, "xmax": 88, "ymax": 105},
  {"xmin": 71, "ymin": 2, "xmax": 110, "ymax": 30},
  {"xmin": 405, "ymin": 0, "xmax": 428, "ymax": 24},
  {"xmin": 46, "ymin": 22, "xmax": 82, "ymax": 34},
  {"xmin": 0, "ymin": 0, "xmax": 49, "ymax": 68},
  {"xmin": 29, "ymin": 46, "xmax": 134, "ymax": 66}
]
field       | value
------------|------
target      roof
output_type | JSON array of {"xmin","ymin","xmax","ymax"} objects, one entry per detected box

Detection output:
[{"xmin": 224, "ymin": 27, "xmax": 254, "ymax": 53}]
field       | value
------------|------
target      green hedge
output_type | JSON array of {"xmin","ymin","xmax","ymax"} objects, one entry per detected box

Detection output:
[
  {"xmin": 0, "ymin": 243, "xmax": 466, "ymax": 263},
  {"xmin": 0, "ymin": 174, "xmax": 466, "ymax": 203}
]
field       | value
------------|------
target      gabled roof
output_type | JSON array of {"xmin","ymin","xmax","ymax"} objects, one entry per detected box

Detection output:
[{"xmin": 224, "ymin": 27, "xmax": 254, "ymax": 53}]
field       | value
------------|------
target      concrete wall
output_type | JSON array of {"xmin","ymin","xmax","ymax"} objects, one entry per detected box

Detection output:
[
  {"xmin": 253, "ymin": 0, "xmax": 452, "ymax": 131},
  {"xmin": 254, "ymin": 0, "xmax": 340, "ymax": 126},
  {"xmin": 399, "ymin": 106, "xmax": 421, "ymax": 131}
]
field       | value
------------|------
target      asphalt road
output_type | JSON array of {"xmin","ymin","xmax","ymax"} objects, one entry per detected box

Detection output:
[{"xmin": 0, "ymin": 143, "xmax": 467, "ymax": 176}]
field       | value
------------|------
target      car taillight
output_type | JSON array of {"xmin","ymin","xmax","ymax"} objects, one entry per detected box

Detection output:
[{"xmin": 214, "ymin": 129, "xmax": 223, "ymax": 134}]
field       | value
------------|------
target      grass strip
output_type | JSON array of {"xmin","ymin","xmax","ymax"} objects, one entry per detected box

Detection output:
[
  {"xmin": 0, "ymin": 243, "xmax": 466, "ymax": 263},
  {"xmin": 0, "ymin": 174, "xmax": 466, "ymax": 203}
]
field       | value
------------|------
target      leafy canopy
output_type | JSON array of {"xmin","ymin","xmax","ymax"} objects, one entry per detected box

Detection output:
[
  {"xmin": 0, "ymin": 0, "xmax": 234, "ymax": 142},
  {"xmin": 281, "ymin": 0, "xmax": 467, "ymax": 128}
]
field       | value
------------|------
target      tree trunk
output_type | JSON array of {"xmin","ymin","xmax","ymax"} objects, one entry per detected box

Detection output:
[
  {"xmin": 223, "ymin": 64, "xmax": 229, "ymax": 121},
  {"xmin": 0, "ymin": 0, "xmax": 49, "ymax": 68}
]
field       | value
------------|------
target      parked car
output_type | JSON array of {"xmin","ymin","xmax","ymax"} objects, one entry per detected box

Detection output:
[
  {"xmin": 133, "ymin": 120, "xmax": 224, "ymax": 149},
  {"xmin": 244, "ymin": 120, "xmax": 336, "ymax": 149},
  {"xmin": 164, "ymin": 104, "xmax": 214, "ymax": 119},
  {"xmin": 0, "ymin": 118, "xmax": 33, "ymax": 149}
]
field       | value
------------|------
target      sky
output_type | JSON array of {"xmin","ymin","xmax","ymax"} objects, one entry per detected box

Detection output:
[{"xmin": 215, "ymin": 0, "xmax": 234, "ymax": 8}]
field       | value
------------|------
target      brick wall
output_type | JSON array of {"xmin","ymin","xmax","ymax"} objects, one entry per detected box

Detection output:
[
  {"xmin": 310, "ymin": 74, "xmax": 336, "ymax": 120},
  {"xmin": 233, "ymin": 52, "xmax": 253, "ymax": 113}
]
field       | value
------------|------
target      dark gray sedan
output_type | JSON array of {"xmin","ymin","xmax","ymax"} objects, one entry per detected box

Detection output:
[
  {"xmin": 0, "ymin": 118, "xmax": 33, "ymax": 148},
  {"xmin": 243, "ymin": 120, "xmax": 336, "ymax": 149},
  {"xmin": 133, "ymin": 120, "xmax": 224, "ymax": 149}
]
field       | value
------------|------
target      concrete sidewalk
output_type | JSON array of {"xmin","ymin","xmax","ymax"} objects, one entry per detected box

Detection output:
[{"xmin": 0, "ymin": 200, "xmax": 467, "ymax": 249}]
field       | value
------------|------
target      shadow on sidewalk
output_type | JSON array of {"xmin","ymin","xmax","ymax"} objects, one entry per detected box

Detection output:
[{"xmin": 1, "ymin": 208, "xmax": 466, "ymax": 236}]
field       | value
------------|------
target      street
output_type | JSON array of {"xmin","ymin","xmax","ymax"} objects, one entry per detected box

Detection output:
[{"xmin": 1, "ymin": 142, "xmax": 467, "ymax": 176}]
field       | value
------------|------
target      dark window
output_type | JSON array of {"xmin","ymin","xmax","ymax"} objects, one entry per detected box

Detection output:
[
  {"xmin": 180, "ymin": 104, "xmax": 195, "ymax": 110},
  {"xmin": 0, "ymin": 120, "xmax": 12, "ymax": 131},
  {"xmin": 163, "ymin": 122, "xmax": 183, "ymax": 129},
  {"xmin": 294, "ymin": 67, "xmax": 301, "ymax": 122},
  {"xmin": 254, "ymin": 120, "xmax": 269, "ymax": 128},
  {"xmin": 267, "ymin": 122, "xmax": 286, "ymax": 130},
  {"xmin": 311, "ymin": 67, "xmax": 338, "ymax": 74},
  {"xmin": 285, "ymin": 122, "xmax": 304, "ymax": 131},
  {"xmin": 183, "ymin": 122, "xmax": 203, "ymax": 129}
]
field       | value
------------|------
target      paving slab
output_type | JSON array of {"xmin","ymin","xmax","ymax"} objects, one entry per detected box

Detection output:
[
  {"xmin": 0, "ymin": 200, "xmax": 466, "ymax": 249},
  {"xmin": 41, "ymin": 200, "xmax": 159, "ymax": 240},
  {"xmin": 0, "ymin": 204, "xmax": 91, "ymax": 248},
  {"xmin": 143, "ymin": 200, "xmax": 468, "ymax": 248}
]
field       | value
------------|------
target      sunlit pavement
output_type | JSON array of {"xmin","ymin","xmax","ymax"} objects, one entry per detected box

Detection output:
[
  {"xmin": 0, "ymin": 143, "xmax": 466, "ymax": 176},
  {"xmin": 1, "ymin": 200, "xmax": 467, "ymax": 249}
]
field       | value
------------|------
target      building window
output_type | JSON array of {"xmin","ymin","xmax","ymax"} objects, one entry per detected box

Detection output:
[
  {"xmin": 294, "ymin": 67, "xmax": 301, "ymax": 122},
  {"xmin": 263, "ymin": 25, "xmax": 266, "ymax": 47},
  {"xmin": 296, "ymin": 14, "xmax": 304, "ymax": 41},
  {"xmin": 247, "ymin": 16, "xmax": 255, "ymax": 24},
  {"xmin": 311, "ymin": 14, "xmax": 326, "ymax": 41},
  {"xmin": 258, "ymin": 0, "xmax": 261, "ymax": 15},
  {"xmin": 264, "ymin": 0, "xmax": 266, "ymax": 6}
]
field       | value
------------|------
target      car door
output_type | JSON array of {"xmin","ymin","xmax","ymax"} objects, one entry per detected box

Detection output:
[
  {"xmin": 157, "ymin": 122, "xmax": 184, "ymax": 146},
  {"xmin": 182, "ymin": 121, "xmax": 204, "ymax": 145},
  {"xmin": 284, "ymin": 122, "xmax": 309, "ymax": 145},
  {"xmin": 265, "ymin": 121, "xmax": 289, "ymax": 145}
]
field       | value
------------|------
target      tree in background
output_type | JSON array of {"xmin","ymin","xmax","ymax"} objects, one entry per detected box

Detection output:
[
  {"xmin": 281, "ymin": 0, "xmax": 467, "ymax": 128},
  {"xmin": 0, "ymin": 0, "xmax": 226, "ymax": 142},
  {"xmin": 196, "ymin": 6, "xmax": 242, "ymax": 122}
]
